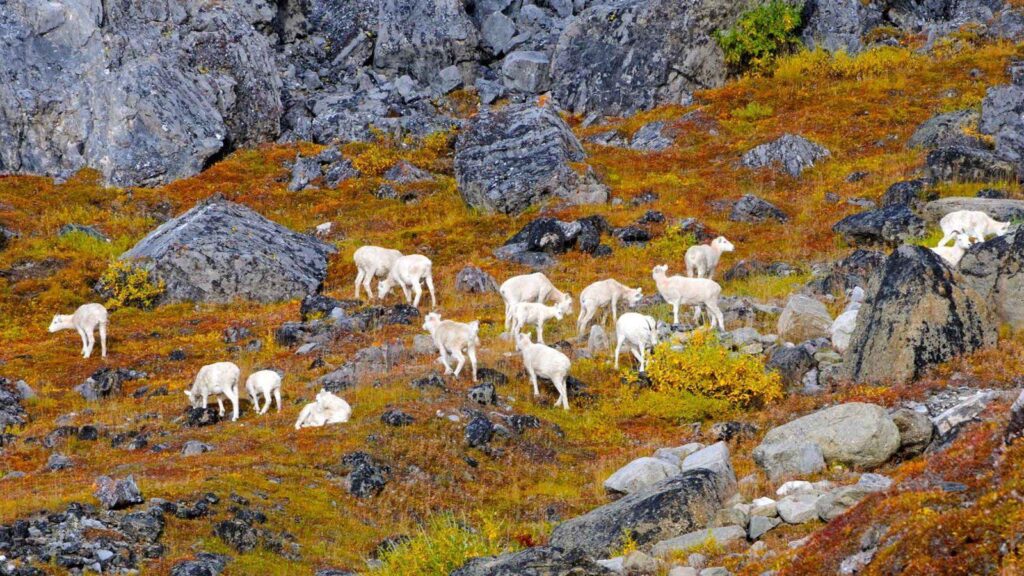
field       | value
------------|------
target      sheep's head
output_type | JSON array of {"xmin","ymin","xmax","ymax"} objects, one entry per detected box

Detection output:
[
  {"xmin": 652, "ymin": 264, "xmax": 669, "ymax": 277},
  {"xmin": 996, "ymin": 220, "xmax": 1012, "ymax": 236},
  {"xmin": 47, "ymin": 314, "xmax": 71, "ymax": 332},
  {"xmin": 712, "ymin": 236, "xmax": 735, "ymax": 253},
  {"xmin": 377, "ymin": 276, "xmax": 395, "ymax": 299},
  {"xmin": 557, "ymin": 295, "xmax": 573, "ymax": 315},
  {"xmin": 315, "ymin": 390, "xmax": 331, "ymax": 405},
  {"xmin": 625, "ymin": 287, "xmax": 643, "ymax": 307},
  {"xmin": 516, "ymin": 332, "xmax": 533, "ymax": 351},
  {"xmin": 422, "ymin": 312, "xmax": 442, "ymax": 333},
  {"xmin": 183, "ymin": 388, "xmax": 200, "ymax": 408},
  {"xmin": 952, "ymin": 230, "xmax": 974, "ymax": 249}
]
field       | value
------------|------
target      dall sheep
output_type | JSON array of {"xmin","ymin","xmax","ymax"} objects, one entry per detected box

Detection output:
[
  {"xmin": 245, "ymin": 369, "xmax": 283, "ymax": 415},
  {"xmin": 48, "ymin": 303, "xmax": 109, "ymax": 359},
  {"xmin": 378, "ymin": 254, "xmax": 436, "ymax": 308},
  {"xmin": 499, "ymin": 273, "xmax": 569, "ymax": 331},
  {"xmin": 577, "ymin": 279, "xmax": 643, "ymax": 336},
  {"xmin": 185, "ymin": 362, "xmax": 241, "ymax": 422},
  {"xmin": 422, "ymin": 312, "xmax": 480, "ymax": 381},
  {"xmin": 511, "ymin": 298, "xmax": 572, "ymax": 345},
  {"xmin": 353, "ymin": 245, "xmax": 403, "ymax": 300},
  {"xmin": 294, "ymin": 390, "xmax": 352, "ymax": 429},
  {"xmin": 937, "ymin": 210, "xmax": 1011, "ymax": 247},
  {"xmin": 829, "ymin": 287, "xmax": 865, "ymax": 354},
  {"xmin": 651, "ymin": 265, "xmax": 725, "ymax": 329},
  {"xmin": 931, "ymin": 230, "xmax": 973, "ymax": 267},
  {"xmin": 614, "ymin": 313, "xmax": 659, "ymax": 371},
  {"xmin": 684, "ymin": 236, "xmax": 735, "ymax": 279},
  {"xmin": 516, "ymin": 333, "xmax": 571, "ymax": 410}
]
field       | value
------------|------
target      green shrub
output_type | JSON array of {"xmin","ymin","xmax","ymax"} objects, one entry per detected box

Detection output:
[
  {"xmin": 374, "ymin": 514, "xmax": 509, "ymax": 576},
  {"xmin": 715, "ymin": 0, "xmax": 803, "ymax": 74},
  {"xmin": 731, "ymin": 101, "xmax": 774, "ymax": 122},
  {"xmin": 96, "ymin": 260, "xmax": 165, "ymax": 310}
]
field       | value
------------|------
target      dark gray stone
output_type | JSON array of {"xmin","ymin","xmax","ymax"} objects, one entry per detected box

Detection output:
[
  {"xmin": 452, "ymin": 545, "xmax": 613, "ymax": 576},
  {"xmin": 502, "ymin": 51, "xmax": 551, "ymax": 94},
  {"xmin": 832, "ymin": 204, "xmax": 926, "ymax": 247},
  {"xmin": 170, "ymin": 553, "xmax": 230, "ymax": 576},
  {"xmin": 630, "ymin": 121, "xmax": 673, "ymax": 151},
  {"xmin": 926, "ymin": 145, "xmax": 1015, "ymax": 183},
  {"xmin": 908, "ymin": 109, "xmax": 981, "ymax": 149},
  {"xmin": 288, "ymin": 155, "xmax": 321, "ymax": 192},
  {"xmin": 958, "ymin": 226, "xmax": 1024, "ymax": 329},
  {"xmin": 729, "ymin": 194, "xmax": 788, "ymax": 223},
  {"xmin": 373, "ymin": 0, "xmax": 479, "ymax": 83},
  {"xmin": 455, "ymin": 266, "xmax": 499, "ymax": 293},
  {"xmin": 741, "ymin": 134, "xmax": 831, "ymax": 177},
  {"xmin": 94, "ymin": 475, "xmax": 144, "ymax": 510}
]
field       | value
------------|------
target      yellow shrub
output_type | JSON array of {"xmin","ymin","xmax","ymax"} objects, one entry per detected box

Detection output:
[
  {"xmin": 97, "ymin": 260, "xmax": 165, "ymax": 310},
  {"xmin": 373, "ymin": 514, "xmax": 509, "ymax": 576},
  {"xmin": 351, "ymin": 144, "xmax": 399, "ymax": 177},
  {"xmin": 645, "ymin": 329, "xmax": 784, "ymax": 410}
]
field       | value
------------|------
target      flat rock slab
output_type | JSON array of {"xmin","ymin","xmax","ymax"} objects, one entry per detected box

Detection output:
[
  {"xmin": 922, "ymin": 197, "xmax": 1024, "ymax": 222},
  {"xmin": 650, "ymin": 525, "xmax": 746, "ymax": 557}
]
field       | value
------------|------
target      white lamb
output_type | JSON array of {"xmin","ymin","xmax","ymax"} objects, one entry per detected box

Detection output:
[
  {"xmin": 511, "ymin": 298, "xmax": 572, "ymax": 345},
  {"xmin": 378, "ymin": 254, "xmax": 436, "ymax": 308},
  {"xmin": 652, "ymin": 265, "xmax": 725, "ymax": 329},
  {"xmin": 576, "ymin": 279, "xmax": 643, "ymax": 336},
  {"xmin": 517, "ymin": 333, "xmax": 571, "ymax": 410},
  {"xmin": 353, "ymin": 245, "xmax": 403, "ymax": 300},
  {"xmin": 829, "ymin": 287, "xmax": 865, "ymax": 354},
  {"xmin": 614, "ymin": 313, "xmax": 659, "ymax": 371},
  {"xmin": 294, "ymin": 390, "xmax": 352, "ymax": 429},
  {"xmin": 184, "ymin": 362, "xmax": 241, "ymax": 422},
  {"xmin": 48, "ymin": 303, "xmax": 109, "ymax": 359},
  {"xmin": 245, "ymin": 369, "xmax": 283, "ymax": 415},
  {"xmin": 937, "ymin": 210, "xmax": 1011, "ymax": 247},
  {"xmin": 499, "ymin": 273, "xmax": 570, "ymax": 331},
  {"xmin": 422, "ymin": 312, "xmax": 480, "ymax": 381},
  {"xmin": 685, "ymin": 236, "xmax": 735, "ymax": 279},
  {"xmin": 930, "ymin": 230, "xmax": 973, "ymax": 267}
]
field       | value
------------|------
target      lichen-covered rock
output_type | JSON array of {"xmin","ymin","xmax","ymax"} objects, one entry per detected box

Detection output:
[
  {"xmin": 908, "ymin": 109, "xmax": 981, "ymax": 149},
  {"xmin": 842, "ymin": 245, "xmax": 997, "ymax": 384},
  {"xmin": 94, "ymin": 475, "xmax": 144, "ymax": 510},
  {"xmin": 926, "ymin": 145, "xmax": 1015, "ymax": 183},
  {"xmin": 170, "ymin": 553, "xmax": 230, "ymax": 576},
  {"xmin": 890, "ymin": 408, "xmax": 933, "ymax": 458},
  {"xmin": 921, "ymin": 197, "xmax": 1024, "ymax": 224},
  {"xmin": 120, "ymin": 196, "xmax": 335, "ymax": 304},
  {"xmin": 455, "ymin": 266, "xmax": 499, "ymax": 293},
  {"xmin": 777, "ymin": 295, "xmax": 832, "ymax": 344},
  {"xmin": 741, "ymin": 134, "xmax": 831, "ymax": 177},
  {"xmin": 958, "ymin": 227, "xmax": 1024, "ymax": 329},
  {"xmin": 832, "ymin": 204, "xmax": 926, "ymax": 247},
  {"xmin": 372, "ymin": 0, "xmax": 479, "ymax": 83},
  {"xmin": 452, "ymin": 545, "xmax": 614, "ymax": 576},
  {"xmin": 729, "ymin": 194, "xmax": 789, "ymax": 223},
  {"xmin": 604, "ymin": 457, "xmax": 681, "ymax": 495},
  {"xmin": 501, "ymin": 51, "xmax": 551, "ymax": 94}
]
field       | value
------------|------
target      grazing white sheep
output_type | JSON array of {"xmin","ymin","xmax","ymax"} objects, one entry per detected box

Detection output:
[
  {"xmin": 48, "ymin": 303, "xmax": 109, "ymax": 359},
  {"xmin": 185, "ymin": 362, "xmax": 241, "ymax": 422},
  {"xmin": 937, "ymin": 210, "xmax": 1011, "ymax": 247},
  {"xmin": 651, "ymin": 265, "xmax": 725, "ymax": 329},
  {"xmin": 378, "ymin": 254, "xmax": 436, "ymax": 308},
  {"xmin": 577, "ymin": 279, "xmax": 643, "ymax": 336},
  {"xmin": 931, "ymin": 230, "xmax": 973, "ymax": 267},
  {"xmin": 353, "ymin": 245, "xmax": 403, "ymax": 300},
  {"xmin": 517, "ymin": 333, "xmax": 571, "ymax": 410},
  {"xmin": 511, "ymin": 298, "xmax": 572, "ymax": 345},
  {"xmin": 684, "ymin": 236, "xmax": 735, "ymax": 279},
  {"xmin": 422, "ymin": 312, "xmax": 480, "ymax": 381},
  {"xmin": 829, "ymin": 287, "xmax": 865, "ymax": 354},
  {"xmin": 614, "ymin": 313, "xmax": 659, "ymax": 371},
  {"xmin": 499, "ymin": 273, "xmax": 570, "ymax": 331},
  {"xmin": 245, "ymin": 370, "xmax": 283, "ymax": 415},
  {"xmin": 294, "ymin": 390, "xmax": 352, "ymax": 429}
]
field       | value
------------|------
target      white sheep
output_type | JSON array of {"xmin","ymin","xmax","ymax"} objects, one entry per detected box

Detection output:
[
  {"xmin": 577, "ymin": 279, "xmax": 643, "ymax": 336},
  {"xmin": 510, "ymin": 298, "xmax": 572, "ymax": 345},
  {"xmin": 353, "ymin": 245, "xmax": 403, "ymax": 300},
  {"xmin": 184, "ymin": 362, "xmax": 241, "ymax": 422},
  {"xmin": 931, "ymin": 229, "xmax": 973, "ymax": 267},
  {"xmin": 517, "ymin": 333, "xmax": 570, "ymax": 410},
  {"xmin": 652, "ymin": 265, "xmax": 725, "ymax": 329},
  {"xmin": 684, "ymin": 236, "xmax": 735, "ymax": 279},
  {"xmin": 422, "ymin": 312, "xmax": 480, "ymax": 381},
  {"xmin": 245, "ymin": 369, "xmax": 283, "ymax": 415},
  {"xmin": 378, "ymin": 254, "xmax": 436, "ymax": 308},
  {"xmin": 937, "ymin": 210, "xmax": 1011, "ymax": 247},
  {"xmin": 48, "ymin": 303, "xmax": 109, "ymax": 359},
  {"xmin": 614, "ymin": 313, "xmax": 659, "ymax": 371},
  {"xmin": 829, "ymin": 287, "xmax": 865, "ymax": 354},
  {"xmin": 294, "ymin": 390, "xmax": 352, "ymax": 429},
  {"xmin": 499, "ymin": 273, "xmax": 570, "ymax": 331}
]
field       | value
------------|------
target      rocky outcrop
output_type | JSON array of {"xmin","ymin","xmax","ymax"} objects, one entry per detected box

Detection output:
[
  {"xmin": 959, "ymin": 227, "xmax": 1024, "ymax": 329},
  {"xmin": 908, "ymin": 109, "xmax": 981, "ymax": 149},
  {"xmin": 451, "ymin": 545, "xmax": 613, "ymax": 576},
  {"xmin": 926, "ymin": 145, "xmax": 1015, "ymax": 183},
  {"xmin": 842, "ymin": 245, "xmax": 997, "ymax": 384},
  {"xmin": 454, "ymin": 104, "xmax": 608, "ymax": 215},
  {"xmin": 741, "ymin": 134, "xmax": 831, "ymax": 177},
  {"xmin": 729, "ymin": 194, "xmax": 789, "ymax": 223},
  {"xmin": 373, "ymin": 0, "xmax": 478, "ymax": 83},
  {"xmin": 777, "ymin": 295, "xmax": 832, "ymax": 343},
  {"xmin": 921, "ymin": 197, "xmax": 1024, "ymax": 223},
  {"xmin": 120, "ymin": 196, "xmax": 335, "ymax": 304},
  {"xmin": 832, "ymin": 204, "xmax": 926, "ymax": 247}
]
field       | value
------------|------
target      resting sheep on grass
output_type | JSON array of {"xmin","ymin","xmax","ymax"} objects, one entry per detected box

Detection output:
[
  {"xmin": 245, "ymin": 369, "xmax": 283, "ymax": 415},
  {"xmin": 931, "ymin": 230, "xmax": 972, "ymax": 267},
  {"xmin": 422, "ymin": 312, "xmax": 480, "ymax": 381},
  {"xmin": 378, "ymin": 254, "xmax": 436, "ymax": 308},
  {"xmin": 652, "ymin": 264, "xmax": 725, "ymax": 329},
  {"xmin": 48, "ymin": 303, "xmax": 109, "ymax": 359},
  {"xmin": 499, "ymin": 273, "xmax": 570, "ymax": 331},
  {"xmin": 614, "ymin": 313, "xmax": 659, "ymax": 371},
  {"xmin": 353, "ymin": 245, "xmax": 403, "ymax": 300},
  {"xmin": 185, "ymin": 362, "xmax": 241, "ymax": 422},
  {"xmin": 294, "ymin": 390, "xmax": 352, "ymax": 429},
  {"xmin": 577, "ymin": 279, "xmax": 643, "ymax": 336},
  {"xmin": 516, "ymin": 333, "xmax": 570, "ymax": 410},
  {"xmin": 937, "ymin": 210, "xmax": 1011, "ymax": 247},
  {"xmin": 684, "ymin": 236, "xmax": 735, "ymax": 279},
  {"xmin": 511, "ymin": 298, "xmax": 572, "ymax": 345}
]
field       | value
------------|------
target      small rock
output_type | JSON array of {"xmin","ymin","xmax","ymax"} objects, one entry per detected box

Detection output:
[
  {"xmin": 46, "ymin": 452, "xmax": 74, "ymax": 471},
  {"xmin": 729, "ymin": 194, "xmax": 788, "ymax": 223},
  {"xmin": 777, "ymin": 494, "xmax": 821, "ymax": 524},
  {"xmin": 182, "ymin": 441, "xmax": 214, "ymax": 456},
  {"xmin": 455, "ymin": 266, "xmax": 499, "ymax": 293},
  {"xmin": 465, "ymin": 416, "xmax": 495, "ymax": 448},
  {"xmin": 381, "ymin": 409, "xmax": 414, "ymax": 427},
  {"xmin": 94, "ymin": 475, "xmax": 144, "ymax": 510},
  {"xmin": 748, "ymin": 515, "xmax": 781, "ymax": 540}
]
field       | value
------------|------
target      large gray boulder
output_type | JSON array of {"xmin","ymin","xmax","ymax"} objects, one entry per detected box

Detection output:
[
  {"xmin": 120, "ymin": 195, "xmax": 335, "ymax": 303},
  {"xmin": 921, "ymin": 197, "xmax": 1024, "ymax": 223},
  {"xmin": 959, "ymin": 227, "xmax": 1024, "ymax": 329},
  {"xmin": 908, "ymin": 109, "xmax": 981, "ymax": 149},
  {"xmin": 980, "ymin": 82, "xmax": 1024, "ymax": 170},
  {"xmin": 549, "ymin": 0, "xmax": 744, "ymax": 116},
  {"xmin": 777, "ymin": 295, "xmax": 832, "ymax": 343},
  {"xmin": 0, "ymin": 0, "xmax": 282, "ymax": 187},
  {"xmin": 372, "ymin": 0, "xmax": 479, "ymax": 83},
  {"xmin": 741, "ymin": 134, "xmax": 831, "ymax": 177},
  {"xmin": 603, "ymin": 457, "xmax": 681, "ymax": 495},
  {"xmin": 832, "ymin": 204, "xmax": 926, "ymax": 247},
  {"xmin": 454, "ymin": 104, "xmax": 608, "ymax": 215},
  {"xmin": 842, "ymin": 245, "xmax": 997, "ymax": 384},
  {"xmin": 451, "ymin": 546, "xmax": 613, "ymax": 576}
]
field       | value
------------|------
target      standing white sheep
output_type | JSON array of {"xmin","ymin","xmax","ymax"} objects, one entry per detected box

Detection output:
[
  {"xmin": 48, "ymin": 303, "xmax": 109, "ymax": 359},
  {"xmin": 651, "ymin": 265, "xmax": 725, "ymax": 329},
  {"xmin": 294, "ymin": 390, "xmax": 352, "ymax": 429},
  {"xmin": 614, "ymin": 313, "xmax": 659, "ymax": 371},
  {"xmin": 184, "ymin": 362, "xmax": 241, "ymax": 422},
  {"xmin": 577, "ymin": 279, "xmax": 643, "ymax": 336},
  {"xmin": 245, "ymin": 370, "xmax": 283, "ymax": 415},
  {"xmin": 378, "ymin": 254, "xmax": 436, "ymax": 308},
  {"xmin": 517, "ymin": 333, "xmax": 571, "ymax": 410},
  {"xmin": 931, "ymin": 230, "xmax": 973, "ymax": 267},
  {"xmin": 353, "ymin": 245, "xmax": 403, "ymax": 300},
  {"xmin": 684, "ymin": 236, "xmax": 735, "ymax": 279},
  {"xmin": 422, "ymin": 312, "xmax": 480, "ymax": 381},
  {"xmin": 510, "ymin": 298, "xmax": 572, "ymax": 345},
  {"xmin": 499, "ymin": 273, "xmax": 570, "ymax": 331},
  {"xmin": 937, "ymin": 210, "xmax": 1011, "ymax": 247}
]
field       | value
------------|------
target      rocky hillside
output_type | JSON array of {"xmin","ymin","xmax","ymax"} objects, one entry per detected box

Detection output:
[{"xmin": 2, "ymin": 0, "xmax": 1024, "ymax": 575}]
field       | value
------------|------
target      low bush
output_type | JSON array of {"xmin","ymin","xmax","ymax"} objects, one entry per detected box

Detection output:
[
  {"xmin": 715, "ymin": 0, "xmax": 803, "ymax": 74},
  {"xmin": 96, "ymin": 260, "xmax": 165, "ymax": 310},
  {"xmin": 373, "ymin": 514, "xmax": 509, "ymax": 576}
]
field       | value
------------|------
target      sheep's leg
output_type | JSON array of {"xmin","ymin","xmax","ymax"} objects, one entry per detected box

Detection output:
[
  {"xmin": 364, "ymin": 269, "xmax": 377, "ymax": 301},
  {"xmin": 937, "ymin": 230, "xmax": 953, "ymax": 248},
  {"xmin": 707, "ymin": 301, "xmax": 725, "ymax": 331},
  {"xmin": 510, "ymin": 316, "xmax": 522, "ymax": 349},
  {"xmin": 229, "ymin": 389, "xmax": 239, "ymax": 421},
  {"xmin": 527, "ymin": 367, "xmax": 539, "ymax": 396},
  {"xmin": 578, "ymin": 305, "xmax": 597, "ymax": 337},
  {"xmin": 216, "ymin": 396, "xmax": 225, "ymax": 417},
  {"xmin": 693, "ymin": 305, "xmax": 702, "ymax": 326},
  {"xmin": 611, "ymin": 295, "xmax": 618, "ymax": 323},
  {"xmin": 399, "ymin": 280, "xmax": 412, "ymax": 304},
  {"xmin": 451, "ymin": 348, "xmax": 466, "ymax": 378},
  {"xmin": 503, "ymin": 302, "xmax": 512, "ymax": 331},
  {"xmin": 260, "ymin": 391, "xmax": 271, "ymax": 415},
  {"xmin": 631, "ymin": 346, "xmax": 644, "ymax": 368},
  {"xmin": 614, "ymin": 334, "xmax": 624, "ymax": 369},
  {"xmin": 467, "ymin": 346, "xmax": 478, "ymax": 382},
  {"xmin": 536, "ymin": 319, "xmax": 545, "ymax": 344},
  {"xmin": 425, "ymin": 273, "xmax": 436, "ymax": 309},
  {"xmin": 411, "ymin": 281, "xmax": 423, "ymax": 308},
  {"xmin": 553, "ymin": 376, "xmax": 569, "ymax": 410},
  {"xmin": 638, "ymin": 347, "xmax": 647, "ymax": 372},
  {"xmin": 76, "ymin": 327, "xmax": 88, "ymax": 356},
  {"xmin": 200, "ymin": 392, "xmax": 209, "ymax": 410},
  {"xmin": 672, "ymin": 302, "xmax": 680, "ymax": 324},
  {"xmin": 354, "ymin": 268, "xmax": 365, "ymax": 299},
  {"xmin": 274, "ymin": 388, "xmax": 282, "ymax": 413},
  {"xmin": 686, "ymin": 262, "xmax": 695, "ymax": 278},
  {"xmin": 98, "ymin": 322, "xmax": 107, "ymax": 358},
  {"xmin": 438, "ymin": 347, "xmax": 454, "ymax": 375}
]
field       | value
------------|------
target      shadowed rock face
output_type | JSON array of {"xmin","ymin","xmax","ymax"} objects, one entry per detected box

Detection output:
[
  {"xmin": 451, "ymin": 545, "xmax": 613, "ymax": 576},
  {"xmin": 959, "ymin": 227, "xmax": 1024, "ymax": 329},
  {"xmin": 120, "ymin": 196, "xmax": 335, "ymax": 304},
  {"xmin": 842, "ymin": 245, "xmax": 997, "ymax": 384}
]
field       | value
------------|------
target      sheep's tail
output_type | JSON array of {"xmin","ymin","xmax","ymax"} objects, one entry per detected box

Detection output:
[{"xmin": 468, "ymin": 320, "xmax": 481, "ymax": 346}]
